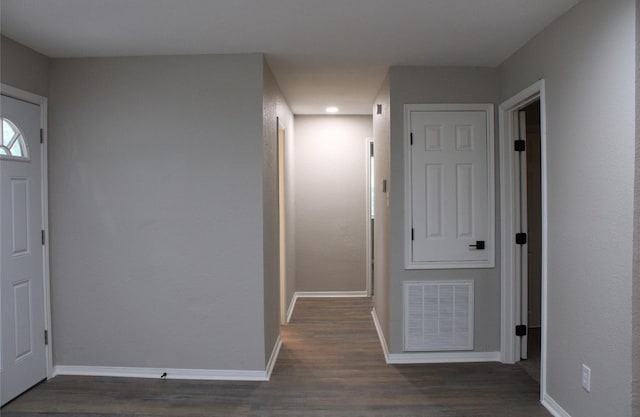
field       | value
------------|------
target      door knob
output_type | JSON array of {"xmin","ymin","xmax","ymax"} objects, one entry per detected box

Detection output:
[{"xmin": 469, "ymin": 241, "xmax": 486, "ymax": 250}]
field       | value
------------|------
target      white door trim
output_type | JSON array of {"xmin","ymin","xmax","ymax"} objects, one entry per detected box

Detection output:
[
  {"xmin": 277, "ymin": 118, "xmax": 287, "ymax": 325},
  {"xmin": 0, "ymin": 83, "xmax": 52, "ymax": 379},
  {"xmin": 365, "ymin": 137, "xmax": 373, "ymax": 296},
  {"xmin": 498, "ymin": 80, "xmax": 548, "ymax": 401}
]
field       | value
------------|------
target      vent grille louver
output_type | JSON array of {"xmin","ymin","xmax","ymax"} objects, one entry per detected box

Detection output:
[{"xmin": 404, "ymin": 281, "xmax": 474, "ymax": 351}]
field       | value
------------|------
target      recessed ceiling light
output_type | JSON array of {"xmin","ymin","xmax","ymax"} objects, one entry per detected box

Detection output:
[{"xmin": 325, "ymin": 106, "xmax": 339, "ymax": 114}]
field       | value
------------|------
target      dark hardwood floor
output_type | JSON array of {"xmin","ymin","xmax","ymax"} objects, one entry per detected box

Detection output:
[{"xmin": 2, "ymin": 298, "xmax": 550, "ymax": 417}]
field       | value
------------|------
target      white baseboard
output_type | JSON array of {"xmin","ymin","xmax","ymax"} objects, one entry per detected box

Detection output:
[
  {"xmin": 265, "ymin": 335, "xmax": 282, "ymax": 379},
  {"xmin": 286, "ymin": 294, "xmax": 297, "ymax": 324},
  {"xmin": 386, "ymin": 351, "xmax": 501, "ymax": 364},
  {"xmin": 286, "ymin": 292, "xmax": 367, "ymax": 324},
  {"xmin": 54, "ymin": 336, "xmax": 284, "ymax": 382},
  {"xmin": 294, "ymin": 291, "xmax": 368, "ymax": 298},
  {"xmin": 53, "ymin": 365, "xmax": 270, "ymax": 381},
  {"xmin": 542, "ymin": 393, "xmax": 572, "ymax": 417},
  {"xmin": 51, "ymin": 336, "xmax": 282, "ymax": 381},
  {"xmin": 371, "ymin": 308, "xmax": 390, "ymax": 361}
]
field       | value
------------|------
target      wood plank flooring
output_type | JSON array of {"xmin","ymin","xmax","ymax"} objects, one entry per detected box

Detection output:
[{"xmin": 2, "ymin": 298, "xmax": 550, "ymax": 417}]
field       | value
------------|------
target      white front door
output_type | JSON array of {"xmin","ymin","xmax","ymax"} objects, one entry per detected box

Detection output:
[
  {"xmin": 409, "ymin": 107, "xmax": 493, "ymax": 268},
  {"xmin": 0, "ymin": 94, "xmax": 46, "ymax": 406}
]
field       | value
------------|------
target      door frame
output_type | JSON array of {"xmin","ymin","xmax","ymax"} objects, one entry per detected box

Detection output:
[
  {"xmin": 277, "ymin": 117, "xmax": 287, "ymax": 324},
  {"xmin": 365, "ymin": 137, "xmax": 374, "ymax": 296},
  {"xmin": 498, "ymin": 80, "xmax": 547, "ymax": 398},
  {"xmin": 0, "ymin": 83, "xmax": 53, "ymax": 379}
]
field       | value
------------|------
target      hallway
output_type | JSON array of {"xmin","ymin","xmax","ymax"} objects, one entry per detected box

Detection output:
[{"xmin": 2, "ymin": 298, "xmax": 549, "ymax": 417}]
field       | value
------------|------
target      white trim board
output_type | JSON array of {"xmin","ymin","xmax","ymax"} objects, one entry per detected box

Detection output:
[
  {"xmin": 1, "ymin": 84, "xmax": 52, "ymax": 380},
  {"xmin": 386, "ymin": 351, "xmax": 500, "ymax": 364},
  {"xmin": 371, "ymin": 308, "xmax": 390, "ymax": 361},
  {"xmin": 285, "ymin": 293, "xmax": 297, "ymax": 324},
  {"xmin": 294, "ymin": 291, "xmax": 368, "ymax": 298},
  {"xmin": 542, "ymin": 393, "xmax": 572, "ymax": 417},
  {"xmin": 55, "ymin": 335, "xmax": 283, "ymax": 382},
  {"xmin": 287, "ymin": 291, "xmax": 369, "ymax": 324},
  {"xmin": 54, "ymin": 366, "xmax": 271, "ymax": 381},
  {"xmin": 265, "ymin": 335, "xmax": 282, "ymax": 379}
]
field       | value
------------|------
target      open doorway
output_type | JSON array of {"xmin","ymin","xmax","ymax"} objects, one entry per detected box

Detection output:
[
  {"xmin": 366, "ymin": 138, "xmax": 374, "ymax": 297},
  {"xmin": 499, "ymin": 80, "xmax": 547, "ymax": 398},
  {"xmin": 517, "ymin": 100, "xmax": 542, "ymax": 383}
]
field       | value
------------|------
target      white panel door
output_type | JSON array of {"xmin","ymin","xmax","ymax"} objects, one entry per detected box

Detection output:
[
  {"xmin": 408, "ymin": 107, "xmax": 493, "ymax": 268},
  {"xmin": 1, "ymin": 94, "xmax": 46, "ymax": 406}
]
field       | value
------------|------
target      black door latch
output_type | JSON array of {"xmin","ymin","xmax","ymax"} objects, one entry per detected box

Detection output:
[{"xmin": 468, "ymin": 241, "xmax": 486, "ymax": 250}]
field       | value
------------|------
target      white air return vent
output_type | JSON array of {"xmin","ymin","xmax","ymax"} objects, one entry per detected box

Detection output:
[{"xmin": 404, "ymin": 281, "xmax": 474, "ymax": 351}]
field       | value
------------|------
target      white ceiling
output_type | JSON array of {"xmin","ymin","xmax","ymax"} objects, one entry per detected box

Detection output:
[{"xmin": 1, "ymin": 0, "xmax": 581, "ymax": 115}]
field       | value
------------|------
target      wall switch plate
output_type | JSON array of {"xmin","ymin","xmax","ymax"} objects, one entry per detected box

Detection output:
[{"xmin": 582, "ymin": 364, "xmax": 591, "ymax": 392}]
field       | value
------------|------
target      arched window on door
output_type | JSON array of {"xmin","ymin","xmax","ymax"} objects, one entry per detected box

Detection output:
[{"xmin": 1, "ymin": 118, "xmax": 30, "ymax": 160}]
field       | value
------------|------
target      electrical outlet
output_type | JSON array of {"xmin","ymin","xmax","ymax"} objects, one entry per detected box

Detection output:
[{"xmin": 582, "ymin": 364, "xmax": 591, "ymax": 392}]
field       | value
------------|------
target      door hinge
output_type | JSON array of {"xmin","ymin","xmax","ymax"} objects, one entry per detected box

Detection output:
[
  {"xmin": 44, "ymin": 330, "xmax": 49, "ymax": 345},
  {"xmin": 515, "ymin": 325, "xmax": 527, "ymax": 337},
  {"xmin": 40, "ymin": 128, "xmax": 44, "ymax": 144},
  {"xmin": 370, "ymin": 142, "xmax": 374, "ymax": 157},
  {"xmin": 42, "ymin": 230, "xmax": 46, "ymax": 245},
  {"xmin": 515, "ymin": 233, "xmax": 527, "ymax": 245},
  {"xmin": 514, "ymin": 139, "xmax": 525, "ymax": 152},
  {"xmin": 410, "ymin": 133, "xmax": 413, "ymax": 145},
  {"xmin": 411, "ymin": 228, "xmax": 414, "ymax": 241}
]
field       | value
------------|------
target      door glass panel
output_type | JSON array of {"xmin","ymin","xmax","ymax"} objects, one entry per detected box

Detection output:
[
  {"xmin": 2, "ymin": 120, "xmax": 16, "ymax": 145},
  {"xmin": 1, "ymin": 119, "xmax": 29, "ymax": 160},
  {"xmin": 9, "ymin": 140, "xmax": 23, "ymax": 157}
]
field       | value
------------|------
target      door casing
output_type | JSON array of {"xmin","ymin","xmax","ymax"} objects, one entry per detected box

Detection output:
[
  {"xmin": 365, "ymin": 138, "xmax": 373, "ymax": 297},
  {"xmin": 498, "ymin": 80, "xmax": 547, "ymax": 402},
  {"xmin": 277, "ymin": 118, "xmax": 286, "ymax": 324},
  {"xmin": 0, "ymin": 83, "xmax": 52, "ymax": 380}
]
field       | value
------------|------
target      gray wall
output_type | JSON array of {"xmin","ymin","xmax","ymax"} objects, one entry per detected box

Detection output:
[
  {"xmin": 262, "ymin": 59, "xmax": 294, "ymax": 358},
  {"xmin": 387, "ymin": 67, "xmax": 501, "ymax": 354},
  {"xmin": 372, "ymin": 76, "xmax": 391, "ymax": 344},
  {"xmin": 293, "ymin": 115, "xmax": 372, "ymax": 292},
  {"xmin": 633, "ymin": 2, "xmax": 640, "ymax": 415},
  {"xmin": 1, "ymin": 36, "xmax": 50, "ymax": 97},
  {"xmin": 635, "ymin": 1, "xmax": 640, "ymax": 414},
  {"xmin": 500, "ymin": 0, "xmax": 635, "ymax": 415},
  {"xmin": 49, "ymin": 54, "xmax": 270, "ymax": 371}
]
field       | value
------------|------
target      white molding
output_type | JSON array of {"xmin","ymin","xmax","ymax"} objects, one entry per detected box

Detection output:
[
  {"xmin": 365, "ymin": 137, "xmax": 374, "ymax": 297},
  {"xmin": 54, "ymin": 336, "xmax": 283, "ymax": 383},
  {"xmin": 265, "ymin": 335, "xmax": 282, "ymax": 379},
  {"xmin": 54, "ymin": 365, "xmax": 271, "ymax": 381},
  {"xmin": 371, "ymin": 308, "xmax": 390, "ymax": 362},
  {"xmin": 404, "ymin": 103, "xmax": 495, "ymax": 270},
  {"xmin": 387, "ymin": 351, "xmax": 500, "ymax": 364},
  {"xmin": 286, "ymin": 292, "xmax": 367, "ymax": 323},
  {"xmin": 286, "ymin": 293, "xmax": 297, "ymax": 324},
  {"xmin": 1, "ymin": 84, "xmax": 53, "ymax": 379},
  {"xmin": 498, "ymin": 80, "xmax": 548, "ymax": 403},
  {"xmin": 294, "ymin": 291, "xmax": 368, "ymax": 298},
  {"xmin": 542, "ymin": 393, "xmax": 572, "ymax": 417}
]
